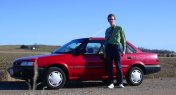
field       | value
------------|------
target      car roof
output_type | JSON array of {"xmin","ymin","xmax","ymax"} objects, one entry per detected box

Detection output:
[
  {"xmin": 80, "ymin": 37, "xmax": 142, "ymax": 53},
  {"xmin": 84, "ymin": 37, "xmax": 130, "ymax": 43},
  {"xmin": 89, "ymin": 37, "xmax": 105, "ymax": 40}
]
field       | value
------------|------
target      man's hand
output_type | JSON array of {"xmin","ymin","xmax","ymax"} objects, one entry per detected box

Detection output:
[
  {"xmin": 121, "ymin": 51, "xmax": 125, "ymax": 56},
  {"xmin": 103, "ymin": 53, "xmax": 106, "ymax": 59}
]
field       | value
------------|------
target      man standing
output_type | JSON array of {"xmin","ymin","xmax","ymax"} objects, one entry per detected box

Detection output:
[{"xmin": 105, "ymin": 14, "xmax": 126, "ymax": 88}]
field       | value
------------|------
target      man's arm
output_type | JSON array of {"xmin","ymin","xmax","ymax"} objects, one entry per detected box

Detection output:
[{"xmin": 120, "ymin": 28, "xmax": 126, "ymax": 54}]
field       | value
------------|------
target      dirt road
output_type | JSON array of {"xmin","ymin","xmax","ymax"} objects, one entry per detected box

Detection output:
[{"xmin": 0, "ymin": 77, "xmax": 176, "ymax": 95}]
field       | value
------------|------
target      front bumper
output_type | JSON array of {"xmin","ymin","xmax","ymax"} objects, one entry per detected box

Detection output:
[
  {"xmin": 8, "ymin": 66, "xmax": 45, "ymax": 80},
  {"xmin": 144, "ymin": 65, "xmax": 161, "ymax": 75}
]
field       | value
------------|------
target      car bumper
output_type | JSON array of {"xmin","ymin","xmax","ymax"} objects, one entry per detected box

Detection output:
[
  {"xmin": 144, "ymin": 65, "xmax": 161, "ymax": 75},
  {"xmin": 8, "ymin": 66, "xmax": 45, "ymax": 80}
]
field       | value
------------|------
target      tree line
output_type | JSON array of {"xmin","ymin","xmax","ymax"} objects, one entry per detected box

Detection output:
[
  {"xmin": 139, "ymin": 47, "xmax": 176, "ymax": 57},
  {"xmin": 20, "ymin": 44, "xmax": 39, "ymax": 50}
]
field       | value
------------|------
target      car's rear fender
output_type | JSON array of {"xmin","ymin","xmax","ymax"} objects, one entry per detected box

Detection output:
[
  {"xmin": 128, "ymin": 62, "xmax": 160, "ymax": 75},
  {"xmin": 127, "ymin": 63, "xmax": 146, "ymax": 75}
]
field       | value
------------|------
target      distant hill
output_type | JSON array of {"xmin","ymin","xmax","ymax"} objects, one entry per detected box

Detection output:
[
  {"xmin": 139, "ymin": 47, "xmax": 176, "ymax": 57},
  {"xmin": 138, "ymin": 47, "xmax": 175, "ymax": 54},
  {"xmin": 0, "ymin": 45, "xmax": 59, "ymax": 52},
  {"xmin": 0, "ymin": 45, "xmax": 175, "ymax": 56}
]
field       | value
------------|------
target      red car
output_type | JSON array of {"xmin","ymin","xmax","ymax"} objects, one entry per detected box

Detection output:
[{"xmin": 8, "ymin": 38, "xmax": 160, "ymax": 89}]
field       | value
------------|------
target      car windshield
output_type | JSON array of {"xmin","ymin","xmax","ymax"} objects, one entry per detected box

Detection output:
[{"xmin": 53, "ymin": 39, "xmax": 87, "ymax": 54}]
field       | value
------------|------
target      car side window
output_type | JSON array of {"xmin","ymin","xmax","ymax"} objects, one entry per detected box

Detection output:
[
  {"xmin": 85, "ymin": 43, "xmax": 101, "ymax": 54},
  {"xmin": 63, "ymin": 42, "xmax": 81, "ymax": 52},
  {"xmin": 98, "ymin": 44, "xmax": 104, "ymax": 54},
  {"xmin": 126, "ymin": 44, "xmax": 136, "ymax": 54}
]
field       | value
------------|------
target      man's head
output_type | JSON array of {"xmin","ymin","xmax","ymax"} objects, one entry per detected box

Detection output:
[{"xmin": 107, "ymin": 14, "xmax": 116, "ymax": 27}]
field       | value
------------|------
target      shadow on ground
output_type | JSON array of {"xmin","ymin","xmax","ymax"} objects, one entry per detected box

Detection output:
[
  {"xmin": 0, "ymin": 81, "xmax": 128, "ymax": 90},
  {"xmin": 0, "ymin": 81, "xmax": 29, "ymax": 90}
]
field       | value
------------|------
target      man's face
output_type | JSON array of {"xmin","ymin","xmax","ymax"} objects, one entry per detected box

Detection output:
[{"xmin": 108, "ymin": 16, "xmax": 116, "ymax": 26}]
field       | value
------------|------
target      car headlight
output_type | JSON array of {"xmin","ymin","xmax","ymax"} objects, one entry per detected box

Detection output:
[{"xmin": 20, "ymin": 61, "xmax": 34, "ymax": 66}]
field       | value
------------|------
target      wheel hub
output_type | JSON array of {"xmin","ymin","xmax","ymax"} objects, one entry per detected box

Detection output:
[
  {"xmin": 48, "ymin": 71, "xmax": 62, "ymax": 87},
  {"xmin": 131, "ymin": 70, "xmax": 142, "ymax": 83}
]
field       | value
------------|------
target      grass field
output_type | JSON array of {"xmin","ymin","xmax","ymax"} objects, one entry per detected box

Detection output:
[
  {"xmin": 0, "ymin": 45, "xmax": 59, "ymax": 81},
  {"xmin": 0, "ymin": 45, "xmax": 58, "ymax": 52},
  {"xmin": 146, "ymin": 57, "xmax": 176, "ymax": 78},
  {"xmin": 0, "ymin": 51, "xmax": 47, "ymax": 81},
  {"xmin": 0, "ymin": 47, "xmax": 176, "ymax": 81}
]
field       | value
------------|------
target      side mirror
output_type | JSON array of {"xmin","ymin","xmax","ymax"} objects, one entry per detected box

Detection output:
[
  {"xmin": 72, "ymin": 49, "xmax": 79, "ymax": 55},
  {"xmin": 79, "ymin": 49, "xmax": 86, "ymax": 54},
  {"xmin": 72, "ymin": 49, "xmax": 86, "ymax": 55}
]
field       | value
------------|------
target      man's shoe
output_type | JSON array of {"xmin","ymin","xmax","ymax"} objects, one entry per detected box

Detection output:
[
  {"xmin": 108, "ymin": 83, "xmax": 114, "ymax": 89},
  {"xmin": 118, "ymin": 84, "xmax": 124, "ymax": 88}
]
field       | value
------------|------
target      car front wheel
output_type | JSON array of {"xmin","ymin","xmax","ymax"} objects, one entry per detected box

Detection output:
[
  {"xmin": 126, "ymin": 67, "xmax": 144, "ymax": 86},
  {"xmin": 43, "ymin": 67, "xmax": 66, "ymax": 89}
]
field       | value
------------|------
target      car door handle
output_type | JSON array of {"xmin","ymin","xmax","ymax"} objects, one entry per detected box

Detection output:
[{"xmin": 127, "ymin": 56, "xmax": 132, "ymax": 59}]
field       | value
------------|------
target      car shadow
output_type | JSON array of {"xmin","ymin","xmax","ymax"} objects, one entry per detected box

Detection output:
[
  {"xmin": 64, "ymin": 81, "xmax": 105, "ymax": 88},
  {"xmin": 0, "ymin": 81, "xmax": 128, "ymax": 90},
  {"xmin": 0, "ymin": 81, "xmax": 29, "ymax": 90}
]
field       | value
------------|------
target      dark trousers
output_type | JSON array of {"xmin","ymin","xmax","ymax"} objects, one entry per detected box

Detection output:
[{"xmin": 105, "ymin": 43, "xmax": 123, "ymax": 84}]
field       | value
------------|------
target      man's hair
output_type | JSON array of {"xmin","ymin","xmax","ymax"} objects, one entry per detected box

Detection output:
[{"xmin": 107, "ymin": 14, "xmax": 116, "ymax": 20}]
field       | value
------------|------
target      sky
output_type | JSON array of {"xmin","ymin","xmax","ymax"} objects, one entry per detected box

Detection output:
[{"xmin": 0, "ymin": 0, "xmax": 176, "ymax": 51}]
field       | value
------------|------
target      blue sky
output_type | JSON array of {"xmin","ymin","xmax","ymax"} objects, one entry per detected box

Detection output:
[{"xmin": 0, "ymin": 0, "xmax": 176, "ymax": 51}]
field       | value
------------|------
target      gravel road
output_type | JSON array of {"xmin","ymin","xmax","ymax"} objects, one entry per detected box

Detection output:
[{"xmin": 0, "ymin": 77, "xmax": 176, "ymax": 95}]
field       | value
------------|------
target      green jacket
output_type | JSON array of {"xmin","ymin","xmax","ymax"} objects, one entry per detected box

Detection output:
[{"xmin": 105, "ymin": 25, "xmax": 126, "ymax": 53}]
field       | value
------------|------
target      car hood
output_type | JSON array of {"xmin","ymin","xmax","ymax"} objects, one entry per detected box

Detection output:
[{"xmin": 15, "ymin": 54, "xmax": 61, "ymax": 61}]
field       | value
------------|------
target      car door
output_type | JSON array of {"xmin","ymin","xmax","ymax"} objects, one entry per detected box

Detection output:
[
  {"xmin": 72, "ymin": 40, "xmax": 107, "ymax": 80},
  {"xmin": 120, "ymin": 43, "xmax": 137, "ymax": 76}
]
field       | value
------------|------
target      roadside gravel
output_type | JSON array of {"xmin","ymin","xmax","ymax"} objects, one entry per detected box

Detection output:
[{"xmin": 0, "ymin": 77, "xmax": 176, "ymax": 95}]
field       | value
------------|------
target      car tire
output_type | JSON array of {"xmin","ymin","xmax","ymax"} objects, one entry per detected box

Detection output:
[
  {"xmin": 126, "ymin": 67, "xmax": 144, "ymax": 86},
  {"xmin": 43, "ymin": 67, "xmax": 66, "ymax": 89}
]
